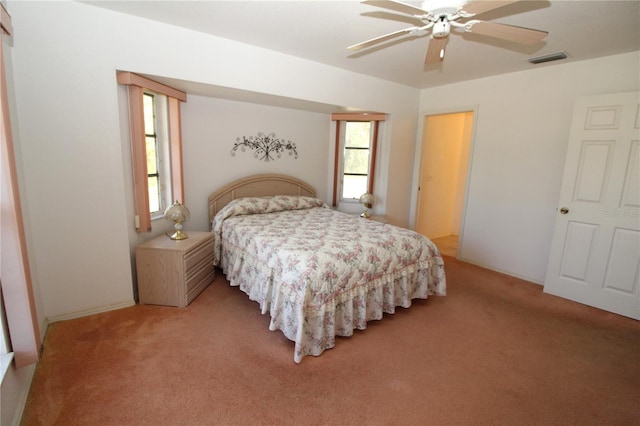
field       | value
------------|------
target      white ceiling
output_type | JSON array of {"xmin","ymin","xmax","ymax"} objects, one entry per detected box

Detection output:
[{"xmin": 86, "ymin": 0, "xmax": 639, "ymax": 90}]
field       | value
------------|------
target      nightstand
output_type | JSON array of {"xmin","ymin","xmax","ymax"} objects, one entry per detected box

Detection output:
[
  {"xmin": 365, "ymin": 214, "xmax": 389, "ymax": 224},
  {"xmin": 135, "ymin": 231, "xmax": 215, "ymax": 307}
]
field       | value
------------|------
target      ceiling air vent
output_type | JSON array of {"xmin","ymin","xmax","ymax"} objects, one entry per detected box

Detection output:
[{"xmin": 528, "ymin": 52, "xmax": 568, "ymax": 64}]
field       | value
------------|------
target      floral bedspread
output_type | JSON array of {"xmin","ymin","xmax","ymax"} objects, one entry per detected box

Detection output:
[{"xmin": 212, "ymin": 195, "xmax": 446, "ymax": 363}]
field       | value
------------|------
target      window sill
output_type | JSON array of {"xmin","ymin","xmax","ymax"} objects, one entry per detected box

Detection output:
[
  {"xmin": 150, "ymin": 212, "xmax": 165, "ymax": 221},
  {"xmin": 1, "ymin": 352, "xmax": 14, "ymax": 384}
]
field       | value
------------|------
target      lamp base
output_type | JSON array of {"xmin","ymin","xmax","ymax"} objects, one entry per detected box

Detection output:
[
  {"xmin": 168, "ymin": 230, "xmax": 188, "ymax": 240},
  {"xmin": 360, "ymin": 211, "xmax": 371, "ymax": 218}
]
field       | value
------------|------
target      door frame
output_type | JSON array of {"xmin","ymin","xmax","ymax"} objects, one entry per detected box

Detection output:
[{"xmin": 410, "ymin": 105, "xmax": 479, "ymax": 258}]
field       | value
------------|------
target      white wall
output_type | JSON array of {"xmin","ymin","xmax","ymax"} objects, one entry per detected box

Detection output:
[
  {"xmin": 416, "ymin": 51, "xmax": 640, "ymax": 283},
  {"xmin": 181, "ymin": 96, "xmax": 331, "ymax": 231},
  {"xmin": 7, "ymin": 0, "xmax": 419, "ymax": 322}
]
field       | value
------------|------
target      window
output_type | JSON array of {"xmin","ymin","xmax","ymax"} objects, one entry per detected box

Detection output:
[
  {"xmin": 342, "ymin": 121, "xmax": 373, "ymax": 199},
  {"xmin": 0, "ymin": 300, "xmax": 8, "ymax": 354},
  {"xmin": 117, "ymin": 72, "xmax": 186, "ymax": 232},
  {"xmin": 1, "ymin": 296, "xmax": 14, "ymax": 380},
  {"xmin": 144, "ymin": 93, "xmax": 160, "ymax": 213},
  {"xmin": 331, "ymin": 113, "xmax": 385, "ymax": 206},
  {"xmin": 143, "ymin": 92, "xmax": 172, "ymax": 217}
]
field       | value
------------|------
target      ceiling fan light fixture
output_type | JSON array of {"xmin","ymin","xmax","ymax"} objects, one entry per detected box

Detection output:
[
  {"xmin": 528, "ymin": 51, "xmax": 568, "ymax": 64},
  {"xmin": 422, "ymin": 0, "xmax": 465, "ymax": 13}
]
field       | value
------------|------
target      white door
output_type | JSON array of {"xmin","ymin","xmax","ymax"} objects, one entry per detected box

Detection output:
[{"xmin": 544, "ymin": 91, "xmax": 640, "ymax": 320}]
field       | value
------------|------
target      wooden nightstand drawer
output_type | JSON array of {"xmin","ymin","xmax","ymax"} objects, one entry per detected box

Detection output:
[
  {"xmin": 186, "ymin": 268, "xmax": 215, "ymax": 305},
  {"xmin": 185, "ymin": 237, "xmax": 214, "ymax": 271},
  {"xmin": 186, "ymin": 261, "xmax": 214, "ymax": 293}
]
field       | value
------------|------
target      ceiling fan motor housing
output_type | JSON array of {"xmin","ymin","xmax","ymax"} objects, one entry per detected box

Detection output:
[{"xmin": 432, "ymin": 18, "xmax": 451, "ymax": 38}]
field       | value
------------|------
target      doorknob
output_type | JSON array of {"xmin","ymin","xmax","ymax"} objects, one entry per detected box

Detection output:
[{"xmin": 559, "ymin": 207, "xmax": 569, "ymax": 214}]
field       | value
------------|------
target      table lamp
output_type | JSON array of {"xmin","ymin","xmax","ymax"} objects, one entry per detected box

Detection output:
[
  {"xmin": 359, "ymin": 193, "xmax": 374, "ymax": 218},
  {"xmin": 164, "ymin": 200, "xmax": 190, "ymax": 240}
]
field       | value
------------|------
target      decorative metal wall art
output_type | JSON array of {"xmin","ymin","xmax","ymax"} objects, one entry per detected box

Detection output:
[{"xmin": 231, "ymin": 132, "xmax": 298, "ymax": 162}]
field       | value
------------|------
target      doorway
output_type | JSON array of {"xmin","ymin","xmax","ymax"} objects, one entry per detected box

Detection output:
[{"xmin": 415, "ymin": 111, "xmax": 474, "ymax": 257}]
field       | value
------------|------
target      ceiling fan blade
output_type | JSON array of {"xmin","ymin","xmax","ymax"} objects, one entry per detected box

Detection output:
[
  {"xmin": 461, "ymin": 0, "xmax": 519, "ymax": 16},
  {"xmin": 425, "ymin": 37, "xmax": 448, "ymax": 65},
  {"xmin": 466, "ymin": 20, "xmax": 548, "ymax": 45},
  {"xmin": 362, "ymin": 0, "xmax": 429, "ymax": 17},
  {"xmin": 348, "ymin": 27, "xmax": 417, "ymax": 50}
]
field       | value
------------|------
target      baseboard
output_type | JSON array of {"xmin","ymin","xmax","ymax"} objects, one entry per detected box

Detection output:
[
  {"xmin": 46, "ymin": 300, "xmax": 136, "ymax": 324},
  {"xmin": 455, "ymin": 256, "xmax": 544, "ymax": 285}
]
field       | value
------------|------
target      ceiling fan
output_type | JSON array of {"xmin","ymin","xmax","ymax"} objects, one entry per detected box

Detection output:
[{"xmin": 347, "ymin": 0, "xmax": 548, "ymax": 65}]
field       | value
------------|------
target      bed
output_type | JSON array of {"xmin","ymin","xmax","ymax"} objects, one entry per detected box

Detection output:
[{"xmin": 209, "ymin": 174, "xmax": 446, "ymax": 363}]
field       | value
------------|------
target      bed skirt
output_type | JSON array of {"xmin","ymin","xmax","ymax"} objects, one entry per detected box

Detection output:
[{"xmin": 221, "ymin": 243, "xmax": 446, "ymax": 363}]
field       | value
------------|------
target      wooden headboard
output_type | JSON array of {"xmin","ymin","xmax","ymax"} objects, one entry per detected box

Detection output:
[{"xmin": 208, "ymin": 174, "xmax": 317, "ymax": 227}]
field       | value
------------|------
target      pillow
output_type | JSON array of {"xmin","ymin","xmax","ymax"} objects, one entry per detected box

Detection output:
[{"xmin": 211, "ymin": 195, "xmax": 327, "ymax": 265}]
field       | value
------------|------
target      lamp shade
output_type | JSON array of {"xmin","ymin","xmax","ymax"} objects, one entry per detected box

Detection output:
[
  {"xmin": 164, "ymin": 201, "xmax": 190, "ymax": 240},
  {"xmin": 359, "ymin": 193, "xmax": 374, "ymax": 207},
  {"xmin": 359, "ymin": 193, "xmax": 374, "ymax": 218}
]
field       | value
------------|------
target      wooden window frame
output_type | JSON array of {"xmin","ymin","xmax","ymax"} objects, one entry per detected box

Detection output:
[
  {"xmin": 331, "ymin": 113, "xmax": 385, "ymax": 207},
  {"xmin": 1, "ymin": 4, "xmax": 41, "ymax": 368},
  {"xmin": 117, "ymin": 72, "xmax": 186, "ymax": 232}
]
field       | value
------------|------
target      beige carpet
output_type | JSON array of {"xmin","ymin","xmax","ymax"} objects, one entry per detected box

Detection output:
[{"xmin": 21, "ymin": 257, "xmax": 640, "ymax": 425}]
